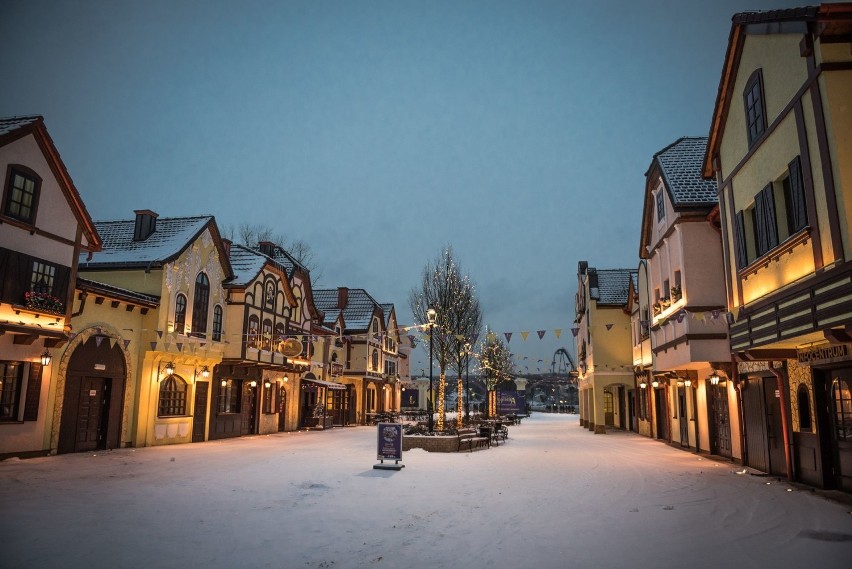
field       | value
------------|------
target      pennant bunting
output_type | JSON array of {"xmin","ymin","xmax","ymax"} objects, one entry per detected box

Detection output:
[
  {"xmin": 504, "ymin": 332, "xmax": 512, "ymax": 343},
  {"xmin": 123, "ymin": 339, "xmax": 131, "ymax": 350},
  {"xmin": 555, "ymin": 329, "xmax": 562, "ymax": 339},
  {"xmin": 176, "ymin": 342, "xmax": 183, "ymax": 352},
  {"xmin": 150, "ymin": 341, "xmax": 158, "ymax": 351},
  {"xmin": 109, "ymin": 337, "xmax": 118, "ymax": 349},
  {"xmin": 520, "ymin": 331, "xmax": 529, "ymax": 342},
  {"xmin": 571, "ymin": 327, "xmax": 579, "ymax": 337},
  {"xmin": 157, "ymin": 330, "xmax": 164, "ymax": 339},
  {"xmin": 94, "ymin": 335, "xmax": 104, "ymax": 347},
  {"xmin": 605, "ymin": 324, "xmax": 613, "ymax": 331},
  {"xmin": 677, "ymin": 311, "xmax": 686, "ymax": 323},
  {"xmin": 537, "ymin": 330, "xmax": 546, "ymax": 339},
  {"xmin": 711, "ymin": 309, "xmax": 720, "ymax": 320}
]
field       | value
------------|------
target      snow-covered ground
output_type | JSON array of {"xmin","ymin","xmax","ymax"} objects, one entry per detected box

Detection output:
[{"xmin": 2, "ymin": 414, "xmax": 851, "ymax": 569}]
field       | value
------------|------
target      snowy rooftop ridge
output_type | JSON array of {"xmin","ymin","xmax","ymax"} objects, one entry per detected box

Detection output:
[
  {"xmin": 589, "ymin": 268, "xmax": 637, "ymax": 306},
  {"xmin": 79, "ymin": 215, "xmax": 213, "ymax": 268},
  {"xmin": 313, "ymin": 288, "xmax": 382, "ymax": 331},
  {"xmin": 0, "ymin": 115, "xmax": 42, "ymax": 138},
  {"xmin": 654, "ymin": 137, "xmax": 718, "ymax": 207}
]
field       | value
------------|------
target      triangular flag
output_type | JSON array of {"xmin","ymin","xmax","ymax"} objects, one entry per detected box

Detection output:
[
  {"xmin": 554, "ymin": 329, "xmax": 562, "ymax": 339},
  {"xmin": 94, "ymin": 335, "xmax": 104, "ymax": 347},
  {"xmin": 504, "ymin": 332, "xmax": 512, "ymax": 343},
  {"xmin": 537, "ymin": 330, "xmax": 546, "ymax": 339},
  {"xmin": 123, "ymin": 339, "xmax": 131, "ymax": 350},
  {"xmin": 520, "ymin": 331, "xmax": 529, "ymax": 341},
  {"xmin": 695, "ymin": 311, "xmax": 705, "ymax": 322},
  {"xmin": 712, "ymin": 309, "xmax": 720, "ymax": 320},
  {"xmin": 677, "ymin": 310, "xmax": 686, "ymax": 323},
  {"xmin": 571, "ymin": 327, "xmax": 579, "ymax": 337},
  {"xmin": 157, "ymin": 330, "xmax": 164, "ymax": 339},
  {"xmin": 176, "ymin": 342, "xmax": 183, "ymax": 352},
  {"xmin": 407, "ymin": 335, "xmax": 417, "ymax": 348},
  {"xmin": 150, "ymin": 341, "xmax": 158, "ymax": 350},
  {"xmin": 109, "ymin": 337, "xmax": 118, "ymax": 349},
  {"xmin": 605, "ymin": 324, "xmax": 613, "ymax": 331}
]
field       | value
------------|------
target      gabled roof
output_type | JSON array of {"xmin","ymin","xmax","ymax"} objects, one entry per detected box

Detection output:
[
  {"xmin": 702, "ymin": 3, "xmax": 852, "ymax": 178},
  {"xmin": 654, "ymin": 137, "xmax": 718, "ymax": 207},
  {"xmin": 313, "ymin": 288, "xmax": 383, "ymax": 332},
  {"xmin": 227, "ymin": 244, "xmax": 268, "ymax": 286},
  {"xmin": 79, "ymin": 215, "xmax": 231, "ymax": 278},
  {"xmin": 588, "ymin": 268, "xmax": 636, "ymax": 306},
  {"xmin": 0, "ymin": 115, "xmax": 101, "ymax": 252},
  {"xmin": 259, "ymin": 244, "xmax": 310, "ymax": 279}
]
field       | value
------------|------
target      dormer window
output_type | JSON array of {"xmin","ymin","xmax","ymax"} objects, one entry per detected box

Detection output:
[
  {"xmin": 744, "ymin": 70, "xmax": 766, "ymax": 147},
  {"xmin": 3, "ymin": 166, "xmax": 41, "ymax": 225}
]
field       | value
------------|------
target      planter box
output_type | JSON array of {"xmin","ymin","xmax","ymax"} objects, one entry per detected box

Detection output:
[{"xmin": 403, "ymin": 435, "xmax": 459, "ymax": 453}]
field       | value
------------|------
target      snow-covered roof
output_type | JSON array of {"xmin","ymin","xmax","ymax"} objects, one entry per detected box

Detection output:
[
  {"xmin": 227, "ymin": 244, "xmax": 269, "ymax": 286},
  {"xmin": 589, "ymin": 268, "xmax": 636, "ymax": 306},
  {"xmin": 313, "ymin": 288, "xmax": 382, "ymax": 332},
  {"xmin": 381, "ymin": 303, "xmax": 394, "ymax": 326},
  {"xmin": 654, "ymin": 137, "xmax": 718, "ymax": 207},
  {"xmin": 76, "ymin": 277, "xmax": 160, "ymax": 307},
  {"xmin": 79, "ymin": 215, "xmax": 212, "ymax": 268},
  {"xmin": 0, "ymin": 115, "xmax": 41, "ymax": 137},
  {"xmin": 257, "ymin": 244, "xmax": 309, "ymax": 278}
]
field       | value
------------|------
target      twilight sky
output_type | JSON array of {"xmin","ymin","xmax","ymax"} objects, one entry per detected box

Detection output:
[{"xmin": 1, "ymin": 0, "xmax": 804, "ymax": 375}]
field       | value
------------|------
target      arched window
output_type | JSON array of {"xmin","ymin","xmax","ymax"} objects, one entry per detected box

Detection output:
[
  {"xmin": 265, "ymin": 282, "xmax": 275, "ymax": 309},
  {"xmin": 292, "ymin": 288, "xmax": 302, "ymax": 323},
  {"xmin": 174, "ymin": 293, "xmax": 187, "ymax": 334},
  {"xmin": 212, "ymin": 305, "xmax": 223, "ymax": 342},
  {"xmin": 275, "ymin": 322, "xmax": 286, "ymax": 344},
  {"xmin": 262, "ymin": 319, "xmax": 273, "ymax": 351},
  {"xmin": 247, "ymin": 315, "xmax": 260, "ymax": 349},
  {"xmin": 372, "ymin": 348, "xmax": 379, "ymax": 371},
  {"xmin": 797, "ymin": 384, "xmax": 812, "ymax": 432},
  {"xmin": 192, "ymin": 273, "xmax": 210, "ymax": 336},
  {"xmin": 372, "ymin": 319, "xmax": 379, "ymax": 338},
  {"xmin": 158, "ymin": 375, "xmax": 188, "ymax": 416}
]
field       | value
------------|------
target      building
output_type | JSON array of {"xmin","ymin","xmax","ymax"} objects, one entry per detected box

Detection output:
[
  {"xmin": 0, "ymin": 115, "xmax": 102, "ymax": 457},
  {"xmin": 575, "ymin": 262, "xmax": 637, "ymax": 433},
  {"xmin": 629, "ymin": 265, "xmax": 652, "ymax": 435},
  {"xmin": 639, "ymin": 137, "xmax": 738, "ymax": 460},
  {"xmin": 76, "ymin": 210, "xmax": 232, "ymax": 448},
  {"xmin": 703, "ymin": 4, "xmax": 852, "ymax": 489}
]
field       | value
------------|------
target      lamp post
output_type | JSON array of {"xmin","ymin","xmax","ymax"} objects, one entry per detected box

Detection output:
[
  {"xmin": 427, "ymin": 306, "xmax": 437, "ymax": 433},
  {"xmin": 464, "ymin": 342, "xmax": 471, "ymax": 422}
]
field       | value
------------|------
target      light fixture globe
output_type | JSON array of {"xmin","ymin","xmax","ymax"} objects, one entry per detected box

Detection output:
[
  {"xmin": 164, "ymin": 361, "xmax": 175, "ymax": 376},
  {"xmin": 40, "ymin": 350, "xmax": 52, "ymax": 366},
  {"xmin": 709, "ymin": 369, "xmax": 720, "ymax": 385}
]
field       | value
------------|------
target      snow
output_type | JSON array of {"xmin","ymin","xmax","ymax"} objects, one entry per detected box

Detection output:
[{"xmin": 1, "ymin": 414, "xmax": 850, "ymax": 569}]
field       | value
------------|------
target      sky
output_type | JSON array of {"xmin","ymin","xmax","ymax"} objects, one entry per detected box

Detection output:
[
  {"xmin": 0, "ymin": 0, "xmax": 809, "ymax": 375},
  {"xmin": 2, "ymin": 414, "xmax": 851, "ymax": 569}
]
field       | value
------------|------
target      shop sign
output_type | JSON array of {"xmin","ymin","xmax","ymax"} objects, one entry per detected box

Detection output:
[
  {"xmin": 376, "ymin": 423, "xmax": 403, "ymax": 461},
  {"xmin": 796, "ymin": 343, "xmax": 851, "ymax": 366}
]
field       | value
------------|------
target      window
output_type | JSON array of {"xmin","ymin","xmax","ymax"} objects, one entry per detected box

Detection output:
[
  {"xmin": 372, "ymin": 319, "xmax": 379, "ymax": 338},
  {"xmin": 262, "ymin": 319, "xmax": 273, "ymax": 351},
  {"xmin": 30, "ymin": 261, "xmax": 56, "ymax": 294},
  {"xmin": 781, "ymin": 156, "xmax": 808, "ymax": 236},
  {"xmin": 797, "ymin": 384, "xmax": 812, "ymax": 432},
  {"xmin": 663, "ymin": 279, "xmax": 670, "ymax": 299},
  {"xmin": 744, "ymin": 70, "xmax": 766, "ymax": 146},
  {"xmin": 0, "ymin": 362, "xmax": 24, "ymax": 421},
  {"xmin": 291, "ymin": 289, "xmax": 302, "ymax": 323},
  {"xmin": 158, "ymin": 375, "xmax": 188, "ymax": 416},
  {"xmin": 263, "ymin": 382, "xmax": 276, "ymax": 414},
  {"xmin": 3, "ymin": 166, "xmax": 41, "ymax": 224},
  {"xmin": 247, "ymin": 315, "xmax": 260, "ymax": 349},
  {"xmin": 174, "ymin": 294, "xmax": 187, "ymax": 334},
  {"xmin": 831, "ymin": 375, "xmax": 852, "ymax": 441},
  {"xmin": 275, "ymin": 323, "xmax": 285, "ymax": 346},
  {"xmin": 218, "ymin": 379, "xmax": 241, "ymax": 413},
  {"xmin": 367, "ymin": 385, "xmax": 376, "ymax": 412},
  {"xmin": 265, "ymin": 282, "xmax": 275, "ymax": 309},
  {"xmin": 372, "ymin": 349, "xmax": 379, "ymax": 371},
  {"xmin": 656, "ymin": 191, "xmax": 665, "ymax": 222},
  {"xmin": 301, "ymin": 335, "xmax": 312, "ymax": 359},
  {"xmin": 212, "ymin": 305, "xmax": 223, "ymax": 342},
  {"xmin": 384, "ymin": 360, "xmax": 397, "ymax": 377},
  {"xmin": 191, "ymin": 273, "xmax": 210, "ymax": 336}
]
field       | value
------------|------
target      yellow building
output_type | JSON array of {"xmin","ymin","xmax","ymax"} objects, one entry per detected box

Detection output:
[
  {"xmin": 703, "ymin": 4, "xmax": 852, "ymax": 490},
  {"xmin": 575, "ymin": 262, "xmax": 637, "ymax": 433},
  {"xmin": 75, "ymin": 211, "xmax": 232, "ymax": 448}
]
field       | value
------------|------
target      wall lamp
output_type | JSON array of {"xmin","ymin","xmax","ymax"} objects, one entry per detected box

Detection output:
[
  {"xmin": 161, "ymin": 361, "xmax": 176, "ymax": 376},
  {"xmin": 709, "ymin": 369, "xmax": 721, "ymax": 385},
  {"xmin": 40, "ymin": 350, "xmax": 52, "ymax": 366},
  {"xmin": 200, "ymin": 365, "xmax": 210, "ymax": 378}
]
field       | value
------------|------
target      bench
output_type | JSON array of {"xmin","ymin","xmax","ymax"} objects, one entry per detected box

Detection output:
[
  {"xmin": 491, "ymin": 422, "xmax": 508, "ymax": 444},
  {"xmin": 457, "ymin": 427, "xmax": 489, "ymax": 452}
]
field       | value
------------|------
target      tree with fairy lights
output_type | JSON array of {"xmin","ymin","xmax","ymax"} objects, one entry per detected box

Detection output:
[
  {"xmin": 448, "ymin": 279, "xmax": 482, "ymax": 427},
  {"xmin": 478, "ymin": 331, "xmax": 514, "ymax": 417},
  {"xmin": 409, "ymin": 246, "xmax": 478, "ymax": 432}
]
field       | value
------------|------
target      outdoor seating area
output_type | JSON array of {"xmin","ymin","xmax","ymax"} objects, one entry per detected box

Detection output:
[{"xmin": 399, "ymin": 412, "xmax": 529, "ymax": 452}]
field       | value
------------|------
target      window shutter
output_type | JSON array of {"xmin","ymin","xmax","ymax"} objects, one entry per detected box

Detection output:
[
  {"xmin": 762, "ymin": 184, "xmax": 779, "ymax": 250},
  {"xmin": 734, "ymin": 211, "xmax": 748, "ymax": 269},
  {"xmin": 23, "ymin": 362, "xmax": 43, "ymax": 421},
  {"xmin": 754, "ymin": 191, "xmax": 768, "ymax": 256},
  {"xmin": 788, "ymin": 156, "xmax": 807, "ymax": 231}
]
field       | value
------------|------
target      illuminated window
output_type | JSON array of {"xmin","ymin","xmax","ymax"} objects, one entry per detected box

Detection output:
[
  {"xmin": 218, "ymin": 379, "xmax": 241, "ymax": 414},
  {"xmin": 247, "ymin": 315, "xmax": 260, "ymax": 349},
  {"xmin": 831, "ymin": 376, "xmax": 852, "ymax": 441},
  {"xmin": 30, "ymin": 261, "xmax": 56, "ymax": 294},
  {"xmin": 158, "ymin": 375, "xmax": 187, "ymax": 416},
  {"xmin": 191, "ymin": 273, "xmax": 210, "ymax": 336},
  {"xmin": 212, "ymin": 305, "xmax": 223, "ymax": 342},
  {"xmin": 0, "ymin": 362, "xmax": 24, "ymax": 421}
]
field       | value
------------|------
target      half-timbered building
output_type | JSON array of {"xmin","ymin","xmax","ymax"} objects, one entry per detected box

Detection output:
[
  {"xmin": 704, "ymin": 4, "xmax": 852, "ymax": 489},
  {"xmin": 0, "ymin": 115, "xmax": 102, "ymax": 457}
]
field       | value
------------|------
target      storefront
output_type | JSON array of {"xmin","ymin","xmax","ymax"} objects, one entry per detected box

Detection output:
[{"xmin": 299, "ymin": 375, "xmax": 348, "ymax": 429}]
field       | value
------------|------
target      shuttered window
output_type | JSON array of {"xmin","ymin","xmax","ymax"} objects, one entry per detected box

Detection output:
[
  {"xmin": 734, "ymin": 211, "xmax": 748, "ymax": 269},
  {"xmin": 23, "ymin": 362, "xmax": 42, "ymax": 421},
  {"xmin": 753, "ymin": 184, "xmax": 778, "ymax": 258},
  {"xmin": 785, "ymin": 156, "xmax": 807, "ymax": 233}
]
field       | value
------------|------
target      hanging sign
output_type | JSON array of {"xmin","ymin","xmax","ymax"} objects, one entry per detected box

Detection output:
[
  {"xmin": 278, "ymin": 338, "xmax": 303, "ymax": 357},
  {"xmin": 374, "ymin": 423, "xmax": 404, "ymax": 470}
]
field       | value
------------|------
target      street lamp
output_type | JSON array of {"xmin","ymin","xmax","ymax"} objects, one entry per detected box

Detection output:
[{"xmin": 427, "ymin": 306, "xmax": 437, "ymax": 433}]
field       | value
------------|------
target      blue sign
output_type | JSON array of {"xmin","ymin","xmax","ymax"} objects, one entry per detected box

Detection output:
[
  {"xmin": 497, "ymin": 390, "xmax": 525, "ymax": 415},
  {"xmin": 402, "ymin": 390, "xmax": 419, "ymax": 408},
  {"xmin": 376, "ymin": 423, "xmax": 403, "ymax": 461}
]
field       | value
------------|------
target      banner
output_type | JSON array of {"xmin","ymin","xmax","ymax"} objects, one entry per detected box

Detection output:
[
  {"xmin": 401, "ymin": 390, "xmax": 419, "ymax": 408},
  {"xmin": 496, "ymin": 390, "xmax": 526, "ymax": 415}
]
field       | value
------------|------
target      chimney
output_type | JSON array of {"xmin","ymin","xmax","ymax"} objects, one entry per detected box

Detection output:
[
  {"xmin": 133, "ymin": 210, "xmax": 158, "ymax": 241},
  {"xmin": 222, "ymin": 238, "xmax": 232, "ymax": 259},
  {"xmin": 337, "ymin": 287, "xmax": 348, "ymax": 309},
  {"xmin": 258, "ymin": 241, "xmax": 276, "ymax": 257}
]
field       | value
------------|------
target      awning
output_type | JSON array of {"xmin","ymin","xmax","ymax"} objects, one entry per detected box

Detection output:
[{"xmin": 302, "ymin": 378, "xmax": 347, "ymax": 390}]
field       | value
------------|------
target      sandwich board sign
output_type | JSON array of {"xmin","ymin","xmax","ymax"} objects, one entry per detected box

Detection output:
[{"xmin": 374, "ymin": 423, "xmax": 404, "ymax": 470}]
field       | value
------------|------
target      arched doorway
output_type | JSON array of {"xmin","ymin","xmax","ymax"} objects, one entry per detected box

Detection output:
[{"xmin": 58, "ymin": 336, "xmax": 126, "ymax": 454}]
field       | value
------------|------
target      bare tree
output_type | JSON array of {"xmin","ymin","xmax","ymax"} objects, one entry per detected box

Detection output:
[
  {"xmin": 409, "ymin": 246, "xmax": 478, "ymax": 431},
  {"xmin": 221, "ymin": 222, "xmax": 323, "ymax": 284},
  {"xmin": 448, "ymin": 276, "xmax": 482, "ymax": 425}
]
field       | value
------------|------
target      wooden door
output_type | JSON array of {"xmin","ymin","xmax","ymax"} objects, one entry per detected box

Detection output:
[
  {"xmin": 192, "ymin": 381, "xmax": 208, "ymax": 442},
  {"xmin": 604, "ymin": 391, "xmax": 614, "ymax": 427},
  {"xmin": 742, "ymin": 378, "xmax": 768, "ymax": 470},
  {"xmin": 678, "ymin": 387, "xmax": 689, "ymax": 447},
  {"xmin": 655, "ymin": 388, "xmax": 668, "ymax": 440},
  {"xmin": 763, "ymin": 377, "xmax": 786, "ymax": 476},
  {"xmin": 76, "ymin": 377, "xmax": 108, "ymax": 452},
  {"xmin": 710, "ymin": 383, "xmax": 732, "ymax": 459},
  {"xmin": 241, "ymin": 382, "xmax": 257, "ymax": 435}
]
